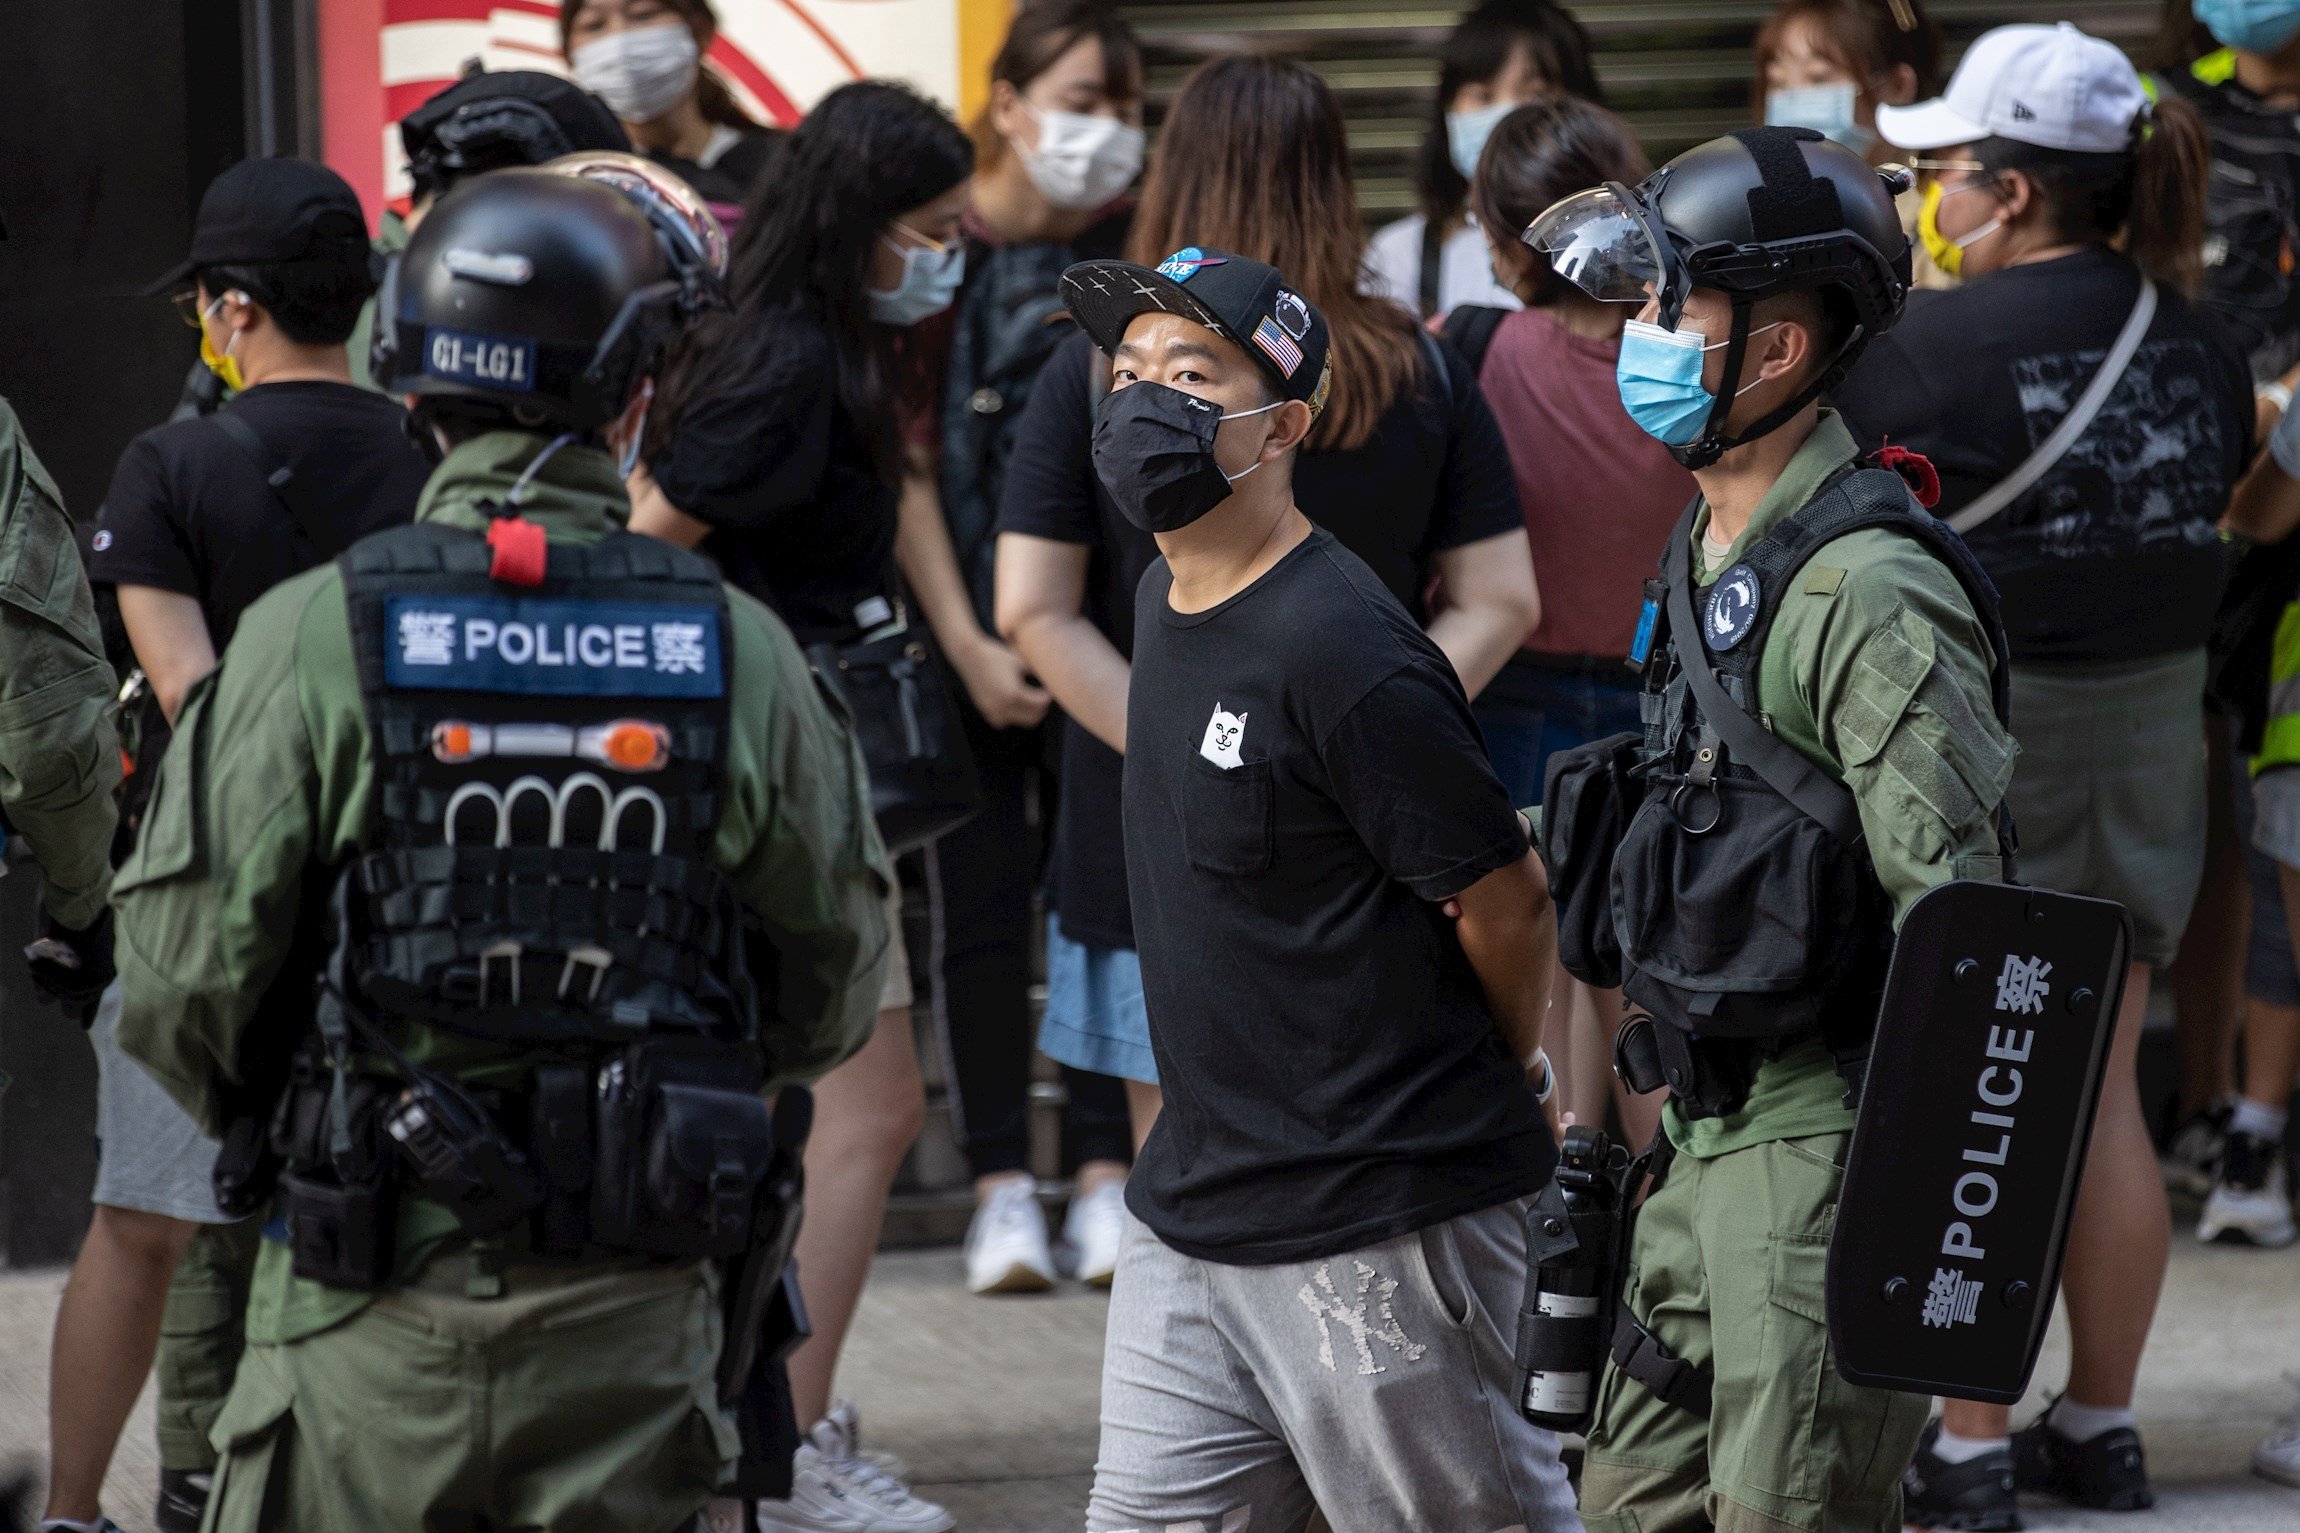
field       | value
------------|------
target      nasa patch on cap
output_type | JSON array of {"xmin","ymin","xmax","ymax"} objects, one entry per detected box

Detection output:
[
  {"xmin": 1704, "ymin": 564, "xmax": 1761, "ymax": 651},
  {"xmin": 1155, "ymin": 247, "xmax": 1226, "ymax": 283}
]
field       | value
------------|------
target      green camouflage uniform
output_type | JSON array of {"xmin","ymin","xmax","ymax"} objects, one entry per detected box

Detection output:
[
  {"xmin": 0, "ymin": 395, "xmax": 120, "ymax": 929},
  {"xmin": 115, "ymin": 430, "xmax": 891, "ymax": 1533},
  {"xmin": 1581, "ymin": 413, "xmax": 2018, "ymax": 1533}
]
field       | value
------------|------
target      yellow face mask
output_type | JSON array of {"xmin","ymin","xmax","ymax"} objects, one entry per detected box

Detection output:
[
  {"xmin": 199, "ymin": 294, "xmax": 247, "ymax": 394},
  {"xmin": 1918, "ymin": 178, "xmax": 2001, "ymax": 279}
]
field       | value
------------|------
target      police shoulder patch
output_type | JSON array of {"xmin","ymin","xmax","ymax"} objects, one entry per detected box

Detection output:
[
  {"xmin": 1703, "ymin": 563, "xmax": 1762, "ymax": 651},
  {"xmin": 383, "ymin": 594, "xmax": 724, "ymax": 698}
]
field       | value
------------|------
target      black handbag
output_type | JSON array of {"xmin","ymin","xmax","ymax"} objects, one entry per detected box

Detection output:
[{"xmin": 806, "ymin": 614, "xmax": 981, "ymax": 854}]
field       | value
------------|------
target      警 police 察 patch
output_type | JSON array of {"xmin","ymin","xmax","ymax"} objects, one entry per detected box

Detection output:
[
  {"xmin": 1156, "ymin": 247, "xmax": 1225, "ymax": 283},
  {"xmin": 383, "ymin": 594, "xmax": 725, "ymax": 698},
  {"xmin": 1704, "ymin": 563, "xmax": 1761, "ymax": 651}
]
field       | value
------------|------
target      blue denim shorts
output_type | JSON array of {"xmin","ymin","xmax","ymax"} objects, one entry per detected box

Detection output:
[
  {"xmin": 1472, "ymin": 656, "xmax": 1644, "ymax": 809},
  {"xmin": 1037, "ymin": 914, "xmax": 1157, "ymax": 1085}
]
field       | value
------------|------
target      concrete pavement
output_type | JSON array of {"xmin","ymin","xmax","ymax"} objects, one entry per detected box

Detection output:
[{"xmin": 0, "ymin": 1229, "xmax": 2294, "ymax": 1530}]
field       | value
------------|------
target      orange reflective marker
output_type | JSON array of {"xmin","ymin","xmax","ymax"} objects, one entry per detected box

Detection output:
[
  {"xmin": 598, "ymin": 720, "xmax": 670, "ymax": 773},
  {"xmin": 432, "ymin": 721, "xmax": 479, "ymax": 763}
]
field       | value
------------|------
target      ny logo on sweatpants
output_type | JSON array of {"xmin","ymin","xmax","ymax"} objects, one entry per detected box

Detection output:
[{"xmin": 1297, "ymin": 1259, "xmax": 1427, "ymax": 1375}]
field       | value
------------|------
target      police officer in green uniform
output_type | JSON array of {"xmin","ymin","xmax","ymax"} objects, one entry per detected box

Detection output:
[
  {"xmin": 2, "ymin": 392, "xmax": 122, "ymax": 1011},
  {"xmin": 1523, "ymin": 127, "xmax": 2019, "ymax": 1533},
  {"xmin": 113, "ymin": 169, "xmax": 890, "ymax": 1532}
]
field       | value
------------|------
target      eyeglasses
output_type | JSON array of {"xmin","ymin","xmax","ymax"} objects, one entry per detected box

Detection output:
[
  {"xmin": 1908, "ymin": 158, "xmax": 1987, "ymax": 176},
  {"xmin": 885, "ymin": 220, "xmax": 954, "ymax": 255},
  {"xmin": 170, "ymin": 289, "xmax": 209, "ymax": 330}
]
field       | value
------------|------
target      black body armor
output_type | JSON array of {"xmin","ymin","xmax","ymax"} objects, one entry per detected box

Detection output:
[
  {"xmin": 1545, "ymin": 465, "xmax": 2013, "ymax": 1118},
  {"xmin": 267, "ymin": 520, "xmax": 801, "ymax": 1290}
]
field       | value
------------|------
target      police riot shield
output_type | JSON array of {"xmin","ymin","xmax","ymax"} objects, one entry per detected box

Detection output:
[{"xmin": 1827, "ymin": 880, "xmax": 2129, "ymax": 1403}]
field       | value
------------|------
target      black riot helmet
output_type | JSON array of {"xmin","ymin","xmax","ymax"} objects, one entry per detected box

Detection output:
[
  {"xmin": 372, "ymin": 169, "xmax": 680, "ymax": 432},
  {"xmin": 1526, "ymin": 125, "xmax": 1915, "ymax": 469},
  {"xmin": 399, "ymin": 69, "xmax": 631, "ymax": 206}
]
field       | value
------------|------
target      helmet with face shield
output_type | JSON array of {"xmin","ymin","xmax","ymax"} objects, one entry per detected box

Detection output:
[{"xmin": 1523, "ymin": 126, "xmax": 1914, "ymax": 469}]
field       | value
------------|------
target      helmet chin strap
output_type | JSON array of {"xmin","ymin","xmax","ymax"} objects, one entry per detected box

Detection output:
[{"xmin": 1671, "ymin": 300, "xmax": 1868, "ymax": 472}]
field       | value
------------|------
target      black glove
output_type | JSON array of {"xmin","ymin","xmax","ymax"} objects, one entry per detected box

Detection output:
[{"xmin": 24, "ymin": 905, "xmax": 115, "ymax": 1024}]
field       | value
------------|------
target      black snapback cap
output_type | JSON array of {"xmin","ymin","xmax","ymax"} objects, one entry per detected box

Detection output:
[
  {"xmin": 1061, "ymin": 247, "xmax": 1333, "ymax": 412},
  {"xmin": 145, "ymin": 157, "xmax": 372, "ymax": 295}
]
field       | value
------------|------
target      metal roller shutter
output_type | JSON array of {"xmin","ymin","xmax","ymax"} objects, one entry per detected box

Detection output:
[{"xmin": 1115, "ymin": 2, "xmax": 2168, "ymax": 224}]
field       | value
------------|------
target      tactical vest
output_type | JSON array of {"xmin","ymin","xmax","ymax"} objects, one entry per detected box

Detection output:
[
  {"xmin": 1613, "ymin": 465, "xmax": 2013, "ymax": 1116},
  {"xmin": 267, "ymin": 519, "xmax": 799, "ymax": 1288}
]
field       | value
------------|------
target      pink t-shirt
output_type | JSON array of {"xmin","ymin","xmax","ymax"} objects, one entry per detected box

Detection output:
[{"xmin": 1476, "ymin": 306, "xmax": 1699, "ymax": 659}]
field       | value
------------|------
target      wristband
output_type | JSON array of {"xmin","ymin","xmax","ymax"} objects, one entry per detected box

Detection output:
[
  {"xmin": 2271, "ymin": 387, "xmax": 2300, "ymax": 482},
  {"xmin": 1524, "ymin": 1047, "xmax": 1556, "ymax": 1104},
  {"xmin": 2263, "ymin": 382, "xmax": 2294, "ymax": 415}
]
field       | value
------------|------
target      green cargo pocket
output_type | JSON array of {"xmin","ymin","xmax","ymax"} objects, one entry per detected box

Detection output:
[
  {"xmin": 1742, "ymin": 1233, "xmax": 1833, "ymax": 1505},
  {"xmin": 0, "ymin": 480, "xmax": 103, "ymax": 655},
  {"xmin": 204, "ymin": 1363, "xmax": 296, "ymax": 1533}
]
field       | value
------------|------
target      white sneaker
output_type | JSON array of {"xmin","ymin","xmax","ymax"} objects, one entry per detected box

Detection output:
[
  {"xmin": 2255, "ymin": 1375, "xmax": 2300, "ymax": 1488},
  {"xmin": 1063, "ymin": 1179, "xmax": 1127, "ymax": 1288},
  {"xmin": 755, "ymin": 1400, "xmax": 954, "ymax": 1533},
  {"xmin": 964, "ymin": 1176, "xmax": 1054, "ymax": 1294},
  {"xmin": 2199, "ymin": 1136, "xmax": 2297, "ymax": 1247}
]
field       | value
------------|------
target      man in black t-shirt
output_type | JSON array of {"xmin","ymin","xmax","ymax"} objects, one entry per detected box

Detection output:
[
  {"xmin": 51, "ymin": 157, "xmax": 425, "ymax": 1533},
  {"xmin": 1058, "ymin": 250, "xmax": 1575, "ymax": 1532}
]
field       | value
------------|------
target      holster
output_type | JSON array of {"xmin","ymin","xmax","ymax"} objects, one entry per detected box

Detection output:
[{"xmin": 1613, "ymin": 1013, "xmax": 1758, "ymax": 1120}]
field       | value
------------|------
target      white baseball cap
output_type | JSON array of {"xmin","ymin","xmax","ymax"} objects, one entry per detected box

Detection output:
[{"xmin": 1876, "ymin": 22, "xmax": 2149, "ymax": 155}]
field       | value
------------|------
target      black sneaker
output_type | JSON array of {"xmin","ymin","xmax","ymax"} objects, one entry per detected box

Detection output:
[
  {"xmin": 155, "ymin": 1468, "xmax": 212, "ymax": 1533},
  {"xmin": 2014, "ymin": 1407, "xmax": 2155, "ymax": 1511},
  {"xmin": 1904, "ymin": 1419, "xmax": 2022, "ymax": 1531},
  {"xmin": 2161, "ymin": 1100, "xmax": 2231, "ymax": 1199},
  {"xmin": 38, "ymin": 1521, "xmax": 127, "ymax": 1533}
]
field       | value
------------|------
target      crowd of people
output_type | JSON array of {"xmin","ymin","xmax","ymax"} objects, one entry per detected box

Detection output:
[{"xmin": 4, "ymin": 1, "xmax": 2300, "ymax": 1531}]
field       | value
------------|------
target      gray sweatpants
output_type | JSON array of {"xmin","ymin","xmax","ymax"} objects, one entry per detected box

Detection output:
[{"xmin": 1087, "ymin": 1203, "xmax": 1583, "ymax": 1533}]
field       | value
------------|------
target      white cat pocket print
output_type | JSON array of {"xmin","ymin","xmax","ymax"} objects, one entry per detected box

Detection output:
[{"xmin": 1199, "ymin": 704, "xmax": 1248, "ymax": 769}]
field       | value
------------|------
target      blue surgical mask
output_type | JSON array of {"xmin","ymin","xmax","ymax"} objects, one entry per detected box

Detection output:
[
  {"xmin": 1616, "ymin": 318, "xmax": 1781, "ymax": 448},
  {"xmin": 2195, "ymin": 0, "xmax": 2300, "ymax": 55},
  {"xmin": 869, "ymin": 231, "xmax": 966, "ymax": 327},
  {"xmin": 1765, "ymin": 82, "xmax": 1876, "ymax": 158},
  {"xmin": 1447, "ymin": 100, "xmax": 1517, "ymax": 180}
]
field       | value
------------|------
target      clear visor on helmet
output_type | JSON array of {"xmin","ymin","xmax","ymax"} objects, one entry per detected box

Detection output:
[
  {"xmin": 1522, "ymin": 185, "xmax": 1663, "ymax": 306},
  {"xmin": 544, "ymin": 150, "xmax": 730, "ymax": 279}
]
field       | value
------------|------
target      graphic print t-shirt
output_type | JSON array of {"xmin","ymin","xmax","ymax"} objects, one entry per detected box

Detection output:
[
  {"xmin": 1123, "ymin": 527, "xmax": 1551, "ymax": 1264},
  {"xmin": 1834, "ymin": 246, "xmax": 2252, "ymax": 665}
]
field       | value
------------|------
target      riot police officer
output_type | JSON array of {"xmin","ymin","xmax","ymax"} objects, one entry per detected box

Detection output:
[
  {"xmin": 1523, "ymin": 126, "xmax": 2018, "ymax": 1532},
  {"xmin": 2, "ymin": 387, "xmax": 120, "ymax": 1013},
  {"xmin": 111, "ymin": 169, "xmax": 891, "ymax": 1531}
]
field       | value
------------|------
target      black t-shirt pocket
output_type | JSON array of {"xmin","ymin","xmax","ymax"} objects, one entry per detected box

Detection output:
[{"xmin": 1180, "ymin": 751, "xmax": 1274, "ymax": 877}]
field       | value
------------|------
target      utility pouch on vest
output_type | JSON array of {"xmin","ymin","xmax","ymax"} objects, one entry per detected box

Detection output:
[
  {"xmin": 595, "ymin": 1037, "xmax": 777, "ymax": 1260},
  {"xmin": 1614, "ymin": 780, "xmax": 1885, "ymax": 1041},
  {"xmin": 383, "ymin": 1074, "xmax": 544, "ymax": 1240},
  {"xmin": 1540, "ymin": 730, "xmax": 1645, "ymax": 989},
  {"xmin": 530, "ymin": 1063, "xmax": 596, "ymax": 1257},
  {"xmin": 282, "ymin": 1166, "xmax": 396, "ymax": 1290}
]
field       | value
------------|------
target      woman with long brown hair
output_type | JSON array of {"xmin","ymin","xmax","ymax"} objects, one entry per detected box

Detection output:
[
  {"xmin": 994, "ymin": 52, "xmax": 1539, "ymax": 1149},
  {"xmin": 561, "ymin": 0, "xmax": 778, "ymax": 215}
]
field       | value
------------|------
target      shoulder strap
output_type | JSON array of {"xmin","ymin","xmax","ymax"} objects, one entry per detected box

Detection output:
[
  {"xmin": 1418, "ymin": 216, "xmax": 1445, "ymax": 320},
  {"xmin": 1663, "ymin": 503, "xmax": 1866, "ymax": 847},
  {"xmin": 209, "ymin": 408, "xmax": 351, "ymax": 560},
  {"xmin": 1440, "ymin": 305, "xmax": 1510, "ymax": 376},
  {"xmin": 1949, "ymin": 279, "xmax": 2157, "ymax": 536}
]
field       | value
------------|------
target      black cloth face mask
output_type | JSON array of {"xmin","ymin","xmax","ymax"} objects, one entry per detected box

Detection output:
[{"xmin": 1090, "ymin": 380, "xmax": 1282, "ymax": 533}]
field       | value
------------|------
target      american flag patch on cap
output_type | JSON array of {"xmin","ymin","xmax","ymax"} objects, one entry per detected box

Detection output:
[{"xmin": 1252, "ymin": 315, "xmax": 1303, "ymax": 378}]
